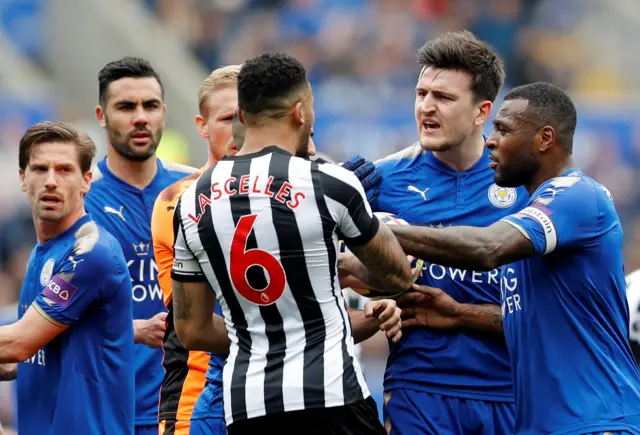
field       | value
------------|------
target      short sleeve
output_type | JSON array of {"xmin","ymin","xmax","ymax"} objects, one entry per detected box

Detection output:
[
  {"xmin": 170, "ymin": 198, "xmax": 207, "ymax": 282},
  {"xmin": 501, "ymin": 177, "xmax": 597, "ymax": 256},
  {"xmin": 34, "ymin": 247, "xmax": 111, "ymax": 326},
  {"xmin": 319, "ymin": 165, "xmax": 379, "ymax": 246},
  {"xmin": 151, "ymin": 192, "xmax": 176, "ymax": 306}
]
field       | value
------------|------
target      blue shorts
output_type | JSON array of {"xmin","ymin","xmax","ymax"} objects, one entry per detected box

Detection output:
[
  {"xmin": 190, "ymin": 417, "xmax": 227, "ymax": 435},
  {"xmin": 135, "ymin": 425, "xmax": 158, "ymax": 435},
  {"xmin": 383, "ymin": 388, "xmax": 515, "ymax": 435}
]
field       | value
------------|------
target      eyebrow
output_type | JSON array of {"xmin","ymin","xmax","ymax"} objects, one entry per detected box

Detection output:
[{"xmin": 115, "ymin": 98, "xmax": 162, "ymax": 105}]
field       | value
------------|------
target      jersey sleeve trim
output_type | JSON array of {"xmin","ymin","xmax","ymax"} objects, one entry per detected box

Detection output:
[
  {"xmin": 500, "ymin": 219, "xmax": 532, "ymax": 242},
  {"xmin": 340, "ymin": 216, "xmax": 379, "ymax": 246},
  {"xmin": 33, "ymin": 303, "xmax": 68, "ymax": 327}
]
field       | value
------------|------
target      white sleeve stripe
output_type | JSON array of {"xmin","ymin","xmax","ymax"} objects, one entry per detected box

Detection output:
[
  {"xmin": 501, "ymin": 219, "xmax": 531, "ymax": 241},
  {"xmin": 516, "ymin": 207, "xmax": 558, "ymax": 255}
]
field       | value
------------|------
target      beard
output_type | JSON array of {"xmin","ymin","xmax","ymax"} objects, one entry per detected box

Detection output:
[
  {"xmin": 295, "ymin": 124, "xmax": 312, "ymax": 158},
  {"xmin": 106, "ymin": 119, "xmax": 162, "ymax": 162},
  {"xmin": 494, "ymin": 151, "xmax": 540, "ymax": 188}
]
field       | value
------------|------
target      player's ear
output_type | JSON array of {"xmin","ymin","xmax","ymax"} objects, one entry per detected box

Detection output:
[
  {"xmin": 195, "ymin": 115, "xmax": 209, "ymax": 139},
  {"xmin": 95, "ymin": 105, "xmax": 106, "ymax": 128},
  {"xmin": 237, "ymin": 107, "xmax": 245, "ymax": 125},
  {"xmin": 19, "ymin": 169, "xmax": 26, "ymax": 192},
  {"xmin": 162, "ymin": 104, "xmax": 167, "ymax": 127},
  {"xmin": 474, "ymin": 100, "xmax": 493, "ymax": 126},
  {"xmin": 81, "ymin": 170, "xmax": 92, "ymax": 195},
  {"xmin": 538, "ymin": 126, "xmax": 555, "ymax": 153},
  {"xmin": 292, "ymin": 102, "xmax": 304, "ymax": 126}
]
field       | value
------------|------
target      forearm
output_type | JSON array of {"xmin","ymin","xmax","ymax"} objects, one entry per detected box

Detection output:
[
  {"xmin": 133, "ymin": 319, "xmax": 145, "ymax": 344},
  {"xmin": 348, "ymin": 308, "xmax": 380, "ymax": 344},
  {"xmin": 455, "ymin": 303, "xmax": 504, "ymax": 334},
  {"xmin": 0, "ymin": 325, "xmax": 28, "ymax": 363},
  {"xmin": 176, "ymin": 314, "xmax": 229, "ymax": 354},
  {"xmin": 391, "ymin": 226, "xmax": 500, "ymax": 271}
]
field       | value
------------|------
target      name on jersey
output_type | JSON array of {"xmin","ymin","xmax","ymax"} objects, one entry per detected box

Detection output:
[
  {"xmin": 42, "ymin": 275, "xmax": 78, "ymax": 308},
  {"xmin": 189, "ymin": 175, "xmax": 306, "ymax": 223}
]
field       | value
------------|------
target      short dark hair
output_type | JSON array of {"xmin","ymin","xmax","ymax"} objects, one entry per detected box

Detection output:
[
  {"xmin": 504, "ymin": 82, "xmax": 577, "ymax": 152},
  {"xmin": 417, "ymin": 30, "xmax": 505, "ymax": 103},
  {"xmin": 237, "ymin": 52, "xmax": 308, "ymax": 118},
  {"xmin": 98, "ymin": 56, "xmax": 163, "ymax": 106},
  {"xmin": 19, "ymin": 121, "xmax": 97, "ymax": 174}
]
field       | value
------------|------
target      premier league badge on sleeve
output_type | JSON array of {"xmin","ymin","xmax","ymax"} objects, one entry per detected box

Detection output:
[{"xmin": 488, "ymin": 184, "xmax": 517, "ymax": 208}]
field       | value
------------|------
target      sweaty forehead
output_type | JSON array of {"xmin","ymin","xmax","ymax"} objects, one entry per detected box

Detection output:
[
  {"xmin": 107, "ymin": 77, "xmax": 162, "ymax": 103},
  {"xmin": 417, "ymin": 67, "xmax": 473, "ymax": 93}
]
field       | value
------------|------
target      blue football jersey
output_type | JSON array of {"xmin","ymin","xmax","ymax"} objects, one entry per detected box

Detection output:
[
  {"xmin": 501, "ymin": 169, "xmax": 640, "ymax": 434},
  {"xmin": 375, "ymin": 143, "xmax": 528, "ymax": 401},
  {"xmin": 84, "ymin": 157, "xmax": 196, "ymax": 426},
  {"xmin": 192, "ymin": 302, "xmax": 225, "ymax": 421},
  {"xmin": 17, "ymin": 214, "xmax": 134, "ymax": 434}
]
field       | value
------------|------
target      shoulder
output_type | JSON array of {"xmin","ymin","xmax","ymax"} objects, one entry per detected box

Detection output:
[
  {"xmin": 317, "ymin": 162, "xmax": 363, "ymax": 190},
  {"xmin": 374, "ymin": 142, "xmax": 424, "ymax": 172},
  {"xmin": 530, "ymin": 172, "xmax": 600, "ymax": 208},
  {"xmin": 160, "ymin": 159, "xmax": 198, "ymax": 180},
  {"xmin": 68, "ymin": 220, "xmax": 125, "ymax": 274},
  {"xmin": 156, "ymin": 169, "xmax": 203, "ymax": 208}
]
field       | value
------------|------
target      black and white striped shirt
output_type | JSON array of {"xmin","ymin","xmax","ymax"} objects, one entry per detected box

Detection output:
[{"xmin": 171, "ymin": 146, "xmax": 380, "ymax": 425}]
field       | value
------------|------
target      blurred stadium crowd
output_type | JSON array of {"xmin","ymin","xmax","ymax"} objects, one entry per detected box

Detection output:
[{"xmin": 1, "ymin": 0, "xmax": 640, "ymax": 431}]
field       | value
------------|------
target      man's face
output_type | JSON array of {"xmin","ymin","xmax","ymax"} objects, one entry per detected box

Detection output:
[
  {"xmin": 198, "ymin": 86, "xmax": 238, "ymax": 160},
  {"xmin": 414, "ymin": 67, "xmax": 484, "ymax": 152},
  {"xmin": 97, "ymin": 77, "xmax": 166, "ymax": 161},
  {"xmin": 486, "ymin": 99, "xmax": 540, "ymax": 187},
  {"xmin": 20, "ymin": 142, "xmax": 91, "ymax": 222}
]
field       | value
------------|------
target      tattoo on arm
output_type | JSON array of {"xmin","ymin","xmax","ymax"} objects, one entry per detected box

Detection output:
[
  {"xmin": 172, "ymin": 280, "xmax": 192, "ymax": 320},
  {"xmin": 456, "ymin": 303, "xmax": 504, "ymax": 334},
  {"xmin": 347, "ymin": 223, "xmax": 412, "ymax": 293}
]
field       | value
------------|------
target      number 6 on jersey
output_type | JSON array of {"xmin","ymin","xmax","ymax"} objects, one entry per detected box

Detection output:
[{"xmin": 230, "ymin": 214, "xmax": 287, "ymax": 305}]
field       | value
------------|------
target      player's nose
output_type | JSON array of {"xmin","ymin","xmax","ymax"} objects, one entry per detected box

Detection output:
[
  {"xmin": 132, "ymin": 106, "xmax": 150, "ymax": 125},
  {"xmin": 44, "ymin": 169, "xmax": 58, "ymax": 189},
  {"xmin": 420, "ymin": 94, "xmax": 437, "ymax": 114},
  {"xmin": 485, "ymin": 131, "xmax": 498, "ymax": 150}
]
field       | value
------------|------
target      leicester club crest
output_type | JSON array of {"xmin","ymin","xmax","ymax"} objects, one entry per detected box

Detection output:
[{"xmin": 488, "ymin": 184, "xmax": 517, "ymax": 208}]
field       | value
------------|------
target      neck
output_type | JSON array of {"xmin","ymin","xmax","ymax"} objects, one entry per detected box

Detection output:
[
  {"xmin": 106, "ymin": 146, "xmax": 158, "ymax": 189},
  {"xmin": 432, "ymin": 129, "xmax": 486, "ymax": 172},
  {"xmin": 237, "ymin": 124, "xmax": 299, "ymax": 157},
  {"xmin": 526, "ymin": 155, "xmax": 574, "ymax": 195},
  {"xmin": 34, "ymin": 204, "xmax": 86, "ymax": 244}
]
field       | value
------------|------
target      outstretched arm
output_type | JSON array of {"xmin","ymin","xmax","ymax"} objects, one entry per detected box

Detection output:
[{"xmin": 390, "ymin": 221, "xmax": 535, "ymax": 271}]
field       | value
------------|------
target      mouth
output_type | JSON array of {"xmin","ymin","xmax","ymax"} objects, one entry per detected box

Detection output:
[
  {"xmin": 130, "ymin": 131, "xmax": 151, "ymax": 146},
  {"xmin": 40, "ymin": 195, "xmax": 62, "ymax": 206},
  {"xmin": 422, "ymin": 119, "xmax": 441, "ymax": 134},
  {"xmin": 489, "ymin": 154, "xmax": 499, "ymax": 169}
]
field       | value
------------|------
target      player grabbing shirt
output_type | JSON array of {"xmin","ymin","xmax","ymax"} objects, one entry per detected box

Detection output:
[
  {"xmin": 85, "ymin": 57, "xmax": 196, "ymax": 434},
  {"xmin": 4, "ymin": 121, "xmax": 134, "ymax": 434},
  {"xmin": 357, "ymin": 83, "xmax": 640, "ymax": 434}
]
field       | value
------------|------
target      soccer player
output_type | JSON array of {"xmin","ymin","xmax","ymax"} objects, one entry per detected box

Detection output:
[
  {"xmin": 359, "ymin": 82, "xmax": 640, "ymax": 434},
  {"xmin": 2, "ymin": 121, "xmax": 134, "ymax": 434},
  {"xmin": 170, "ymin": 52, "xmax": 412, "ymax": 435},
  {"xmin": 152, "ymin": 65, "xmax": 241, "ymax": 435},
  {"xmin": 84, "ymin": 57, "xmax": 196, "ymax": 435},
  {"xmin": 344, "ymin": 31, "xmax": 525, "ymax": 434}
]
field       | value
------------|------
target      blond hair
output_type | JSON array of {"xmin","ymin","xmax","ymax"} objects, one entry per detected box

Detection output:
[{"xmin": 198, "ymin": 65, "xmax": 242, "ymax": 115}]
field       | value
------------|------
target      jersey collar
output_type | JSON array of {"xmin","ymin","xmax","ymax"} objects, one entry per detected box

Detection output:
[{"xmin": 97, "ymin": 157, "xmax": 168, "ymax": 193}]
